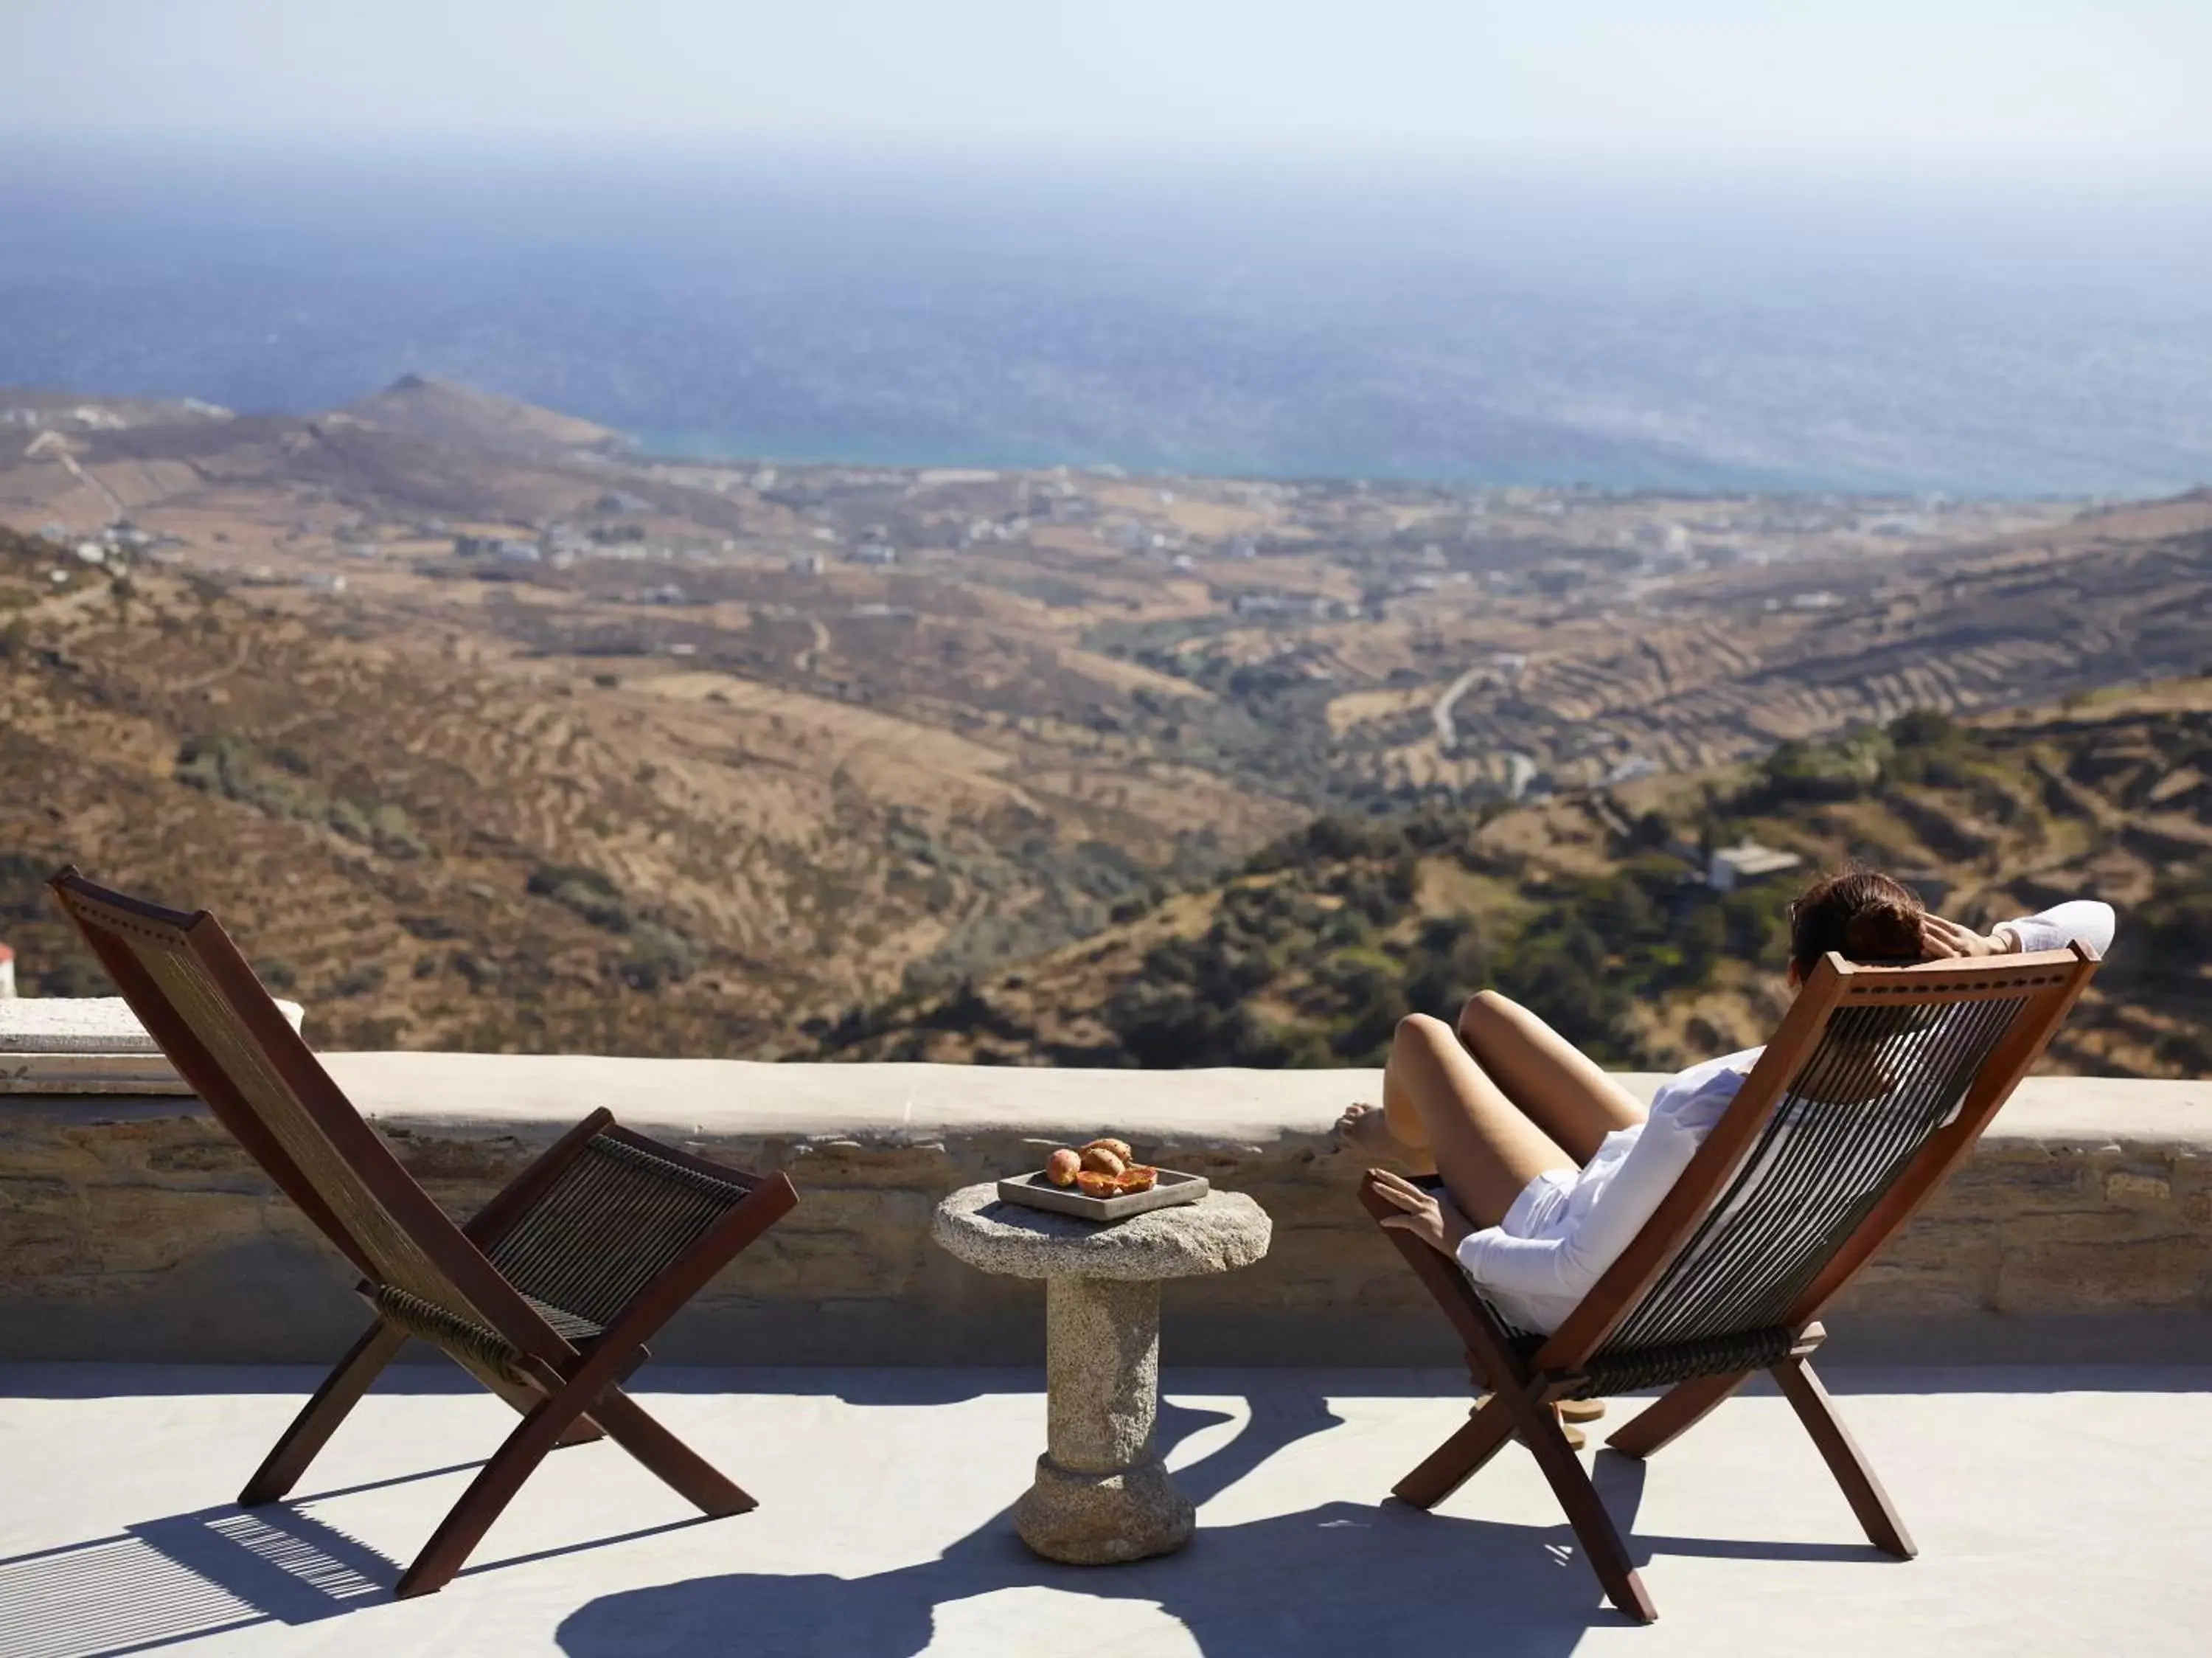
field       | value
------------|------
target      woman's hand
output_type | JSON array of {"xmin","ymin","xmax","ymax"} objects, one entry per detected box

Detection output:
[
  {"xmin": 1923, "ymin": 915, "xmax": 2011, "ymax": 959},
  {"xmin": 1368, "ymin": 1168, "xmax": 1478, "ymax": 1259}
]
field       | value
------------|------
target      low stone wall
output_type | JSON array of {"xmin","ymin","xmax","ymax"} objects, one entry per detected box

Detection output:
[{"xmin": 4, "ymin": 1055, "xmax": 2209, "ymax": 1367}]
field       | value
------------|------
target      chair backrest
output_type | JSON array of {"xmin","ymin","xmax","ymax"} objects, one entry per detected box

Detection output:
[
  {"xmin": 1540, "ymin": 943, "xmax": 2098, "ymax": 1370},
  {"xmin": 47, "ymin": 867, "xmax": 566, "ymax": 1365}
]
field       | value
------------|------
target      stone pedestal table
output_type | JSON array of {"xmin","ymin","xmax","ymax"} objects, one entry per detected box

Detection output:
[{"xmin": 930, "ymin": 1182, "xmax": 1271, "ymax": 1564}]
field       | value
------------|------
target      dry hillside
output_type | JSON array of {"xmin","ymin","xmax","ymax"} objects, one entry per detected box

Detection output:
[
  {"xmin": 0, "ymin": 526, "xmax": 1288, "ymax": 1051},
  {"xmin": 818, "ymin": 681, "xmax": 2212, "ymax": 1079}
]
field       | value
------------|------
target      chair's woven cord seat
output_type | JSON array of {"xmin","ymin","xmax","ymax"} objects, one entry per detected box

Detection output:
[
  {"xmin": 487, "ymin": 1132, "xmax": 755, "ymax": 1331},
  {"xmin": 369, "ymin": 1133, "xmax": 751, "ymax": 1384}
]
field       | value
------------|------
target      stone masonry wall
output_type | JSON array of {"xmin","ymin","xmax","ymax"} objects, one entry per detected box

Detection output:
[{"xmin": 2, "ymin": 1058, "xmax": 2208, "ymax": 1367}]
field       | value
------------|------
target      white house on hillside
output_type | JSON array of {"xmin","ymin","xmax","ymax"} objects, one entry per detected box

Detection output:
[{"xmin": 1707, "ymin": 842, "xmax": 1804, "ymax": 892}]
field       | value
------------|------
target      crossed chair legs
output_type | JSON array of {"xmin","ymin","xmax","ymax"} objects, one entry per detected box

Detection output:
[
  {"xmin": 1360, "ymin": 1173, "xmax": 1913, "ymax": 1625},
  {"xmin": 240, "ymin": 1314, "xmax": 755, "ymax": 1598},
  {"xmin": 237, "ymin": 1112, "xmax": 791, "ymax": 1599}
]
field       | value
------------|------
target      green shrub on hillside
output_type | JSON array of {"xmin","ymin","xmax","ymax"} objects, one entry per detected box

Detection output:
[
  {"xmin": 174, "ymin": 734, "xmax": 425, "ymax": 858},
  {"xmin": 522, "ymin": 862, "xmax": 705, "ymax": 988},
  {"xmin": 526, "ymin": 861, "xmax": 630, "ymax": 930},
  {"xmin": 1751, "ymin": 729, "xmax": 1891, "ymax": 804},
  {"xmin": 618, "ymin": 920, "xmax": 700, "ymax": 989}
]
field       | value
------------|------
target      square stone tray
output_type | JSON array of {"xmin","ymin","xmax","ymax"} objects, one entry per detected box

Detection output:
[{"xmin": 995, "ymin": 1168, "xmax": 1210, "ymax": 1223}]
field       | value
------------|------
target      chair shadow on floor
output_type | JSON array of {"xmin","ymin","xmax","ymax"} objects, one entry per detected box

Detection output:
[
  {"xmin": 0, "ymin": 1457, "xmax": 718, "ymax": 1658},
  {"xmin": 0, "ymin": 1368, "xmax": 1048, "ymax": 1658},
  {"xmin": 556, "ymin": 1393, "xmax": 1889, "ymax": 1658}
]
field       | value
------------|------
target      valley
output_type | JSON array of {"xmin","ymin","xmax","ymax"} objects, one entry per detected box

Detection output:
[{"xmin": 3, "ymin": 378, "xmax": 2206, "ymax": 1064}]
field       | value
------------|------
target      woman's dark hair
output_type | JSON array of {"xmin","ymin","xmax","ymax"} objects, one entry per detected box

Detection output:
[{"xmin": 1788, "ymin": 867, "xmax": 1931, "ymax": 978}]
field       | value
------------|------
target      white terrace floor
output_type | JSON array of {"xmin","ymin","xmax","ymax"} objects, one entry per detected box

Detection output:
[{"xmin": 2, "ymin": 1365, "xmax": 2208, "ymax": 1658}]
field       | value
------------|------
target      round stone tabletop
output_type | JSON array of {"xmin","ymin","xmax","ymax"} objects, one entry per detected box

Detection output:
[{"xmin": 931, "ymin": 1182, "xmax": 1271, "ymax": 1282}]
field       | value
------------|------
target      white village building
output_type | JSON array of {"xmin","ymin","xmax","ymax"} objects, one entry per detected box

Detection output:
[{"xmin": 1707, "ymin": 841, "xmax": 1805, "ymax": 892}]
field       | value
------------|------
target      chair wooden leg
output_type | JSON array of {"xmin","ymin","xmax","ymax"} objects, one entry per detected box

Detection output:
[
  {"xmin": 588, "ymin": 1387, "xmax": 754, "ymax": 1517},
  {"xmin": 240, "ymin": 1315, "xmax": 606, "ymax": 1514},
  {"xmin": 1520, "ymin": 1405, "xmax": 1658, "ymax": 1624},
  {"xmin": 1773, "ymin": 1357, "xmax": 1916, "ymax": 1559},
  {"xmin": 1605, "ymin": 1370, "xmax": 1754, "ymax": 1460},
  {"xmin": 1394, "ymin": 1392, "xmax": 1520, "ymax": 1510},
  {"xmin": 396, "ymin": 1386, "xmax": 597, "ymax": 1598},
  {"xmin": 487, "ymin": 1375, "xmax": 605, "ymax": 1447},
  {"xmin": 554, "ymin": 1412, "xmax": 608, "ymax": 1448},
  {"xmin": 240, "ymin": 1319, "xmax": 408, "ymax": 1505}
]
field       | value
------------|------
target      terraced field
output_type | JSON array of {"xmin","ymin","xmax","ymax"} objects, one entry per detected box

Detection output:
[
  {"xmin": 1323, "ymin": 500, "xmax": 2212, "ymax": 799},
  {"xmin": 0, "ymin": 527, "xmax": 1296, "ymax": 1051}
]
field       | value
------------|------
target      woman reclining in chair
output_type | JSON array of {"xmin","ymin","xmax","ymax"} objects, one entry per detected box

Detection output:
[{"xmin": 1343, "ymin": 870, "xmax": 2114, "ymax": 1369}]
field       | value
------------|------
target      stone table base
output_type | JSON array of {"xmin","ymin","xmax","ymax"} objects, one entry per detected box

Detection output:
[{"xmin": 1015, "ymin": 1276, "xmax": 1192, "ymax": 1564}]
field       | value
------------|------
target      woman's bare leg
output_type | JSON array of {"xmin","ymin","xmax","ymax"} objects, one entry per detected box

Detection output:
[
  {"xmin": 1375, "ymin": 1013, "xmax": 1575, "ymax": 1227},
  {"xmin": 1455, "ymin": 990, "xmax": 1646, "ymax": 1165},
  {"xmin": 1366, "ymin": 1014, "xmax": 1599, "ymax": 1439}
]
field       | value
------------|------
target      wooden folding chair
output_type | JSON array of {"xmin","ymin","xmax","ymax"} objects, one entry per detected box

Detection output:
[
  {"xmin": 49, "ymin": 867, "xmax": 800, "ymax": 1598},
  {"xmin": 1362, "ymin": 943, "xmax": 2100, "ymax": 1622}
]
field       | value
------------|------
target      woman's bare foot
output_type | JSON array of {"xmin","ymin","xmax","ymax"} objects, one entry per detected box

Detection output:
[{"xmin": 1336, "ymin": 1103, "xmax": 1435, "ymax": 1173}]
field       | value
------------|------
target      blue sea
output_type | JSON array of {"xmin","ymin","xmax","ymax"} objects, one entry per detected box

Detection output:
[{"xmin": 3, "ymin": 145, "xmax": 2210, "ymax": 496}]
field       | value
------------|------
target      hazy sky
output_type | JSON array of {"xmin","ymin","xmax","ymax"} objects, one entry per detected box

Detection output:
[{"xmin": 5, "ymin": 1, "xmax": 2211, "ymax": 178}]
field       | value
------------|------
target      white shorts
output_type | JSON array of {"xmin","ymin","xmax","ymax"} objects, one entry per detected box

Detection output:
[
  {"xmin": 1500, "ymin": 1165, "xmax": 1579, "ymax": 1241},
  {"xmin": 1464, "ymin": 1165, "xmax": 1594, "ymax": 1333}
]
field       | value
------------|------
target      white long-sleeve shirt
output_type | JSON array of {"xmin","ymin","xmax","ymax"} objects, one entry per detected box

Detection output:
[{"xmin": 1455, "ymin": 900, "xmax": 2115, "ymax": 1333}]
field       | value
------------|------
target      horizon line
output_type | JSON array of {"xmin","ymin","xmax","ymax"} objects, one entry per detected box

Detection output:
[{"xmin": 3, "ymin": 131, "xmax": 2210, "ymax": 193}]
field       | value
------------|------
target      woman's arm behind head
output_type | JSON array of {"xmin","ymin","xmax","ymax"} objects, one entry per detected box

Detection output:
[{"xmin": 1997, "ymin": 900, "xmax": 2115, "ymax": 957}]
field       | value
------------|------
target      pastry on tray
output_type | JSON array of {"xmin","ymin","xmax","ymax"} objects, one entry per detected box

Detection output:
[
  {"xmin": 1044, "ymin": 1137, "xmax": 1156, "ymax": 1196},
  {"xmin": 1074, "ymin": 1165, "xmax": 1158, "ymax": 1198}
]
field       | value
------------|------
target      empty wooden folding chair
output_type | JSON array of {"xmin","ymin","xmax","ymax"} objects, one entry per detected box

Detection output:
[
  {"xmin": 1361, "ymin": 943, "xmax": 2099, "ymax": 1623},
  {"xmin": 50, "ymin": 867, "xmax": 800, "ymax": 1598}
]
